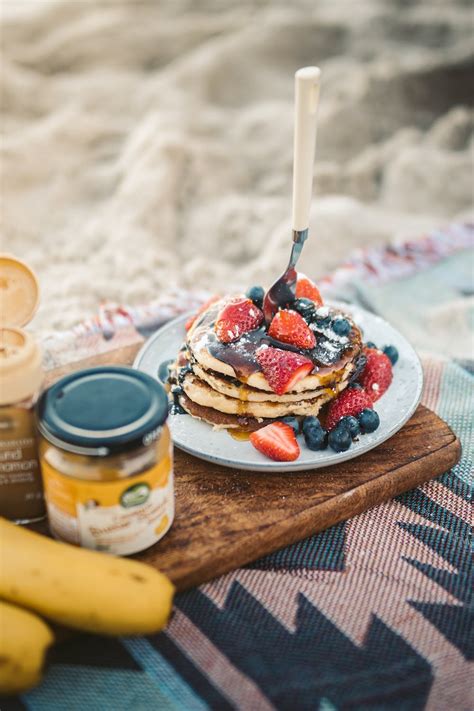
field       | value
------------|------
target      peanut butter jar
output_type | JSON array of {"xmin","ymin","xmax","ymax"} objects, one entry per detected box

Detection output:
[
  {"xmin": 37, "ymin": 367, "xmax": 174, "ymax": 556},
  {"xmin": 0, "ymin": 255, "xmax": 45, "ymax": 523}
]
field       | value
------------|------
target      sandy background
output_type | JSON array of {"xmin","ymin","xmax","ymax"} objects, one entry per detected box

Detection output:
[{"xmin": 1, "ymin": 0, "xmax": 473, "ymax": 338}]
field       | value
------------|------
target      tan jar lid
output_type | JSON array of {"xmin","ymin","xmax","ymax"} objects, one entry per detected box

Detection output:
[
  {"xmin": 0, "ymin": 254, "xmax": 40, "ymax": 328},
  {"xmin": 0, "ymin": 256, "xmax": 42, "ymax": 404}
]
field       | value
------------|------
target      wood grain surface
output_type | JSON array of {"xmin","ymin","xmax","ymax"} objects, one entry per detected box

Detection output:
[{"xmin": 45, "ymin": 343, "xmax": 461, "ymax": 591}]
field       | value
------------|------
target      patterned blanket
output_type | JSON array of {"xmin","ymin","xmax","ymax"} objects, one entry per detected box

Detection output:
[{"xmin": 7, "ymin": 225, "xmax": 473, "ymax": 711}]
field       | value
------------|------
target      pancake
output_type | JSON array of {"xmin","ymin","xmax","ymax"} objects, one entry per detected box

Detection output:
[
  {"xmin": 170, "ymin": 292, "xmax": 364, "ymax": 430},
  {"xmin": 178, "ymin": 392, "xmax": 273, "ymax": 431},
  {"xmin": 180, "ymin": 371, "xmax": 348, "ymax": 419},
  {"xmin": 187, "ymin": 297, "xmax": 362, "ymax": 393},
  {"xmin": 191, "ymin": 361, "xmax": 353, "ymax": 403}
]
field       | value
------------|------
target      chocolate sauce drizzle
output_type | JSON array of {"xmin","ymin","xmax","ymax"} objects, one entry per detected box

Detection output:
[{"xmin": 205, "ymin": 310, "xmax": 358, "ymax": 380}]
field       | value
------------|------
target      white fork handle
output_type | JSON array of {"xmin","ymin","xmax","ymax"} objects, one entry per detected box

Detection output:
[{"xmin": 292, "ymin": 66, "xmax": 321, "ymax": 233}]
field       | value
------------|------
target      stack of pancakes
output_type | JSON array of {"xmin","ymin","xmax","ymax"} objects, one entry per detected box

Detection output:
[{"xmin": 170, "ymin": 296, "xmax": 364, "ymax": 430}]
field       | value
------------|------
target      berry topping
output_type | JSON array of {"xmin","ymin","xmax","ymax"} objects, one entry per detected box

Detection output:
[
  {"xmin": 246, "ymin": 285, "xmax": 265, "ymax": 309},
  {"xmin": 295, "ymin": 274, "xmax": 323, "ymax": 305},
  {"xmin": 358, "ymin": 408, "xmax": 380, "ymax": 433},
  {"xmin": 303, "ymin": 418, "xmax": 328, "ymax": 451},
  {"xmin": 250, "ymin": 422, "xmax": 300, "ymax": 462},
  {"xmin": 350, "ymin": 353, "xmax": 367, "ymax": 384},
  {"xmin": 326, "ymin": 387, "xmax": 373, "ymax": 431},
  {"xmin": 358, "ymin": 349, "xmax": 393, "ymax": 402},
  {"xmin": 332, "ymin": 318, "xmax": 351, "ymax": 337},
  {"xmin": 158, "ymin": 359, "xmax": 174, "ymax": 384},
  {"xmin": 268, "ymin": 309, "xmax": 316, "ymax": 350},
  {"xmin": 313, "ymin": 306, "xmax": 331, "ymax": 328},
  {"xmin": 328, "ymin": 426, "xmax": 352, "ymax": 452},
  {"xmin": 302, "ymin": 415, "xmax": 321, "ymax": 435},
  {"xmin": 185, "ymin": 295, "xmax": 221, "ymax": 331},
  {"xmin": 280, "ymin": 416, "xmax": 300, "ymax": 435},
  {"xmin": 383, "ymin": 344, "xmax": 399, "ymax": 365},
  {"xmin": 256, "ymin": 346, "xmax": 313, "ymax": 395},
  {"xmin": 293, "ymin": 298, "xmax": 316, "ymax": 318},
  {"xmin": 338, "ymin": 415, "xmax": 360, "ymax": 438},
  {"xmin": 215, "ymin": 297, "xmax": 263, "ymax": 343},
  {"xmin": 365, "ymin": 341, "xmax": 377, "ymax": 350}
]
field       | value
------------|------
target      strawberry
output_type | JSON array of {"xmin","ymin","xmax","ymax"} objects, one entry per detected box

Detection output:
[
  {"xmin": 185, "ymin": 295, "xmax": 221, "ymax": 331},
  {"xmin": 215, "ymin": 297, "xmax": 263, "ymax": 343},
  {"xmin": 326, "ymin": 387, "xmax": 373, "ymax": 431},
  {"xmin": 358, "ymin": 348, "xmax": 393, "ymax": 402},
  {"xmin": 295, "ymin": 273, "xmax": 323, "ymax": 305},
  {"xmin": 256, "ymin": 346, "xmax": 313, "ymax": 395},
  {"xmin": 250, "ymin": 422, "xmax": 300, "ymax": 462},
  {"xmin": 268, "ymin": 309, "xmax": 316, "ymax": 350}
]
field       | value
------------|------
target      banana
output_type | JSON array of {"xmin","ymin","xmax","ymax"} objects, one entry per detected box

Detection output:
[
  {"xmin": 0, "ymin": 600, "xmax": 54, "ymax": 694},
  {"xmin": 0, "ymin": 518, "xmax": 174, "ymax": 636}
]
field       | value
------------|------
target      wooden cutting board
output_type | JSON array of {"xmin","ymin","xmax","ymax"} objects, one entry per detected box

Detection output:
[{"xmin": 43, "ymin": 344, "xmax": 461, "ymax": 592}]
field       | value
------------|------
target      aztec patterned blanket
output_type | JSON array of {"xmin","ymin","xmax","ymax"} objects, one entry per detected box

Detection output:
[{"xmin": 7, "ymin": 224, "xmax": 473, "ymax": 711}]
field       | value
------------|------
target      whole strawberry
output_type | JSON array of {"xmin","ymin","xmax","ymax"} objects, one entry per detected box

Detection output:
[
  {"xmin": 358, "ymin": 348, "xmax": 393, "ymax": 402},
  {"xmin": 215, "ymin": 297, "xmax": 263, "ymax": 343},
  {"xmin": 268, "ymin": 309, "xmax": 316, "ymax": 350},
  {"xmin": 256, "ymin": 346, "xmax": 313, "ymax": 395},
  {"xmin": 326, "ymin": 387, "xmax": 373, "ymax": 431}
]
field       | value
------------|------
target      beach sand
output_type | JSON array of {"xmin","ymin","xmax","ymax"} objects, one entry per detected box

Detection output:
[{"xmin": 2, "ymin": 0, "xmax": 473, "ymax": 342}]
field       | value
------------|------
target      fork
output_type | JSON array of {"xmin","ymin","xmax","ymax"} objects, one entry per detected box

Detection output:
[{"xmin": 263, "ymin": 66, "xmax": 321, "ymax": 324}]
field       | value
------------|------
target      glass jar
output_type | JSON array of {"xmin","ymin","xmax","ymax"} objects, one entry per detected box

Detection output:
[
  {"xmin": 0, "ymin": 256, "xmax": 45, "ymax": 523},
  {"xmin": 37, "ymin": 366, "xmax": 174, "ymax": 556}
]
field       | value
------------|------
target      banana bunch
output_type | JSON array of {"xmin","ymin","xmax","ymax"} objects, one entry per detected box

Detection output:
[{"xmin": 0, "ymin": 518, "xmax": 175, "ymax": 695}]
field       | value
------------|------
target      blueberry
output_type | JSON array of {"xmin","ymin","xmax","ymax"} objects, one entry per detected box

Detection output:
[
  {"xmin": 315, "ymin": 315, "xmax": 331, "ymax": 328},
  {"xmin": 280, "ymin": 416, "xmax": 300, "ymax": 435},
  {"xmin": 328, "ymin": 426, "xmax": 352, "ymax": 452},
  {"xmin": 246, "ymin": 285, "xmax": 265, "ymax": 308},
  {"xmin": 383, "ymin": 344, "xmax": 399, "ymax": 365},
  {"xmin": 294, "ymin": 298, "xmax": 316, "ymax": 318},
  {"xmin": 350, "ymin": 353, "xmax": 367, "ymax": 384},
  {"xmin": 302, "ymin": 416, "xmax": 322, "ymax": 435},
  {"xmin": 332, "ymin": 318, "xmax": 351, "ymax": 336},
  {"xmin": 365, "ymin": 341, "xmax": 377, "ymax": 350},
  {"xmin": 358, "ymin": 408, "xmax": 380, "ymax": 433},
  {"xmin": 158, "ymin": 359, "xmax": 174, "ymax": 383},
  {"xmin": 338, "ymin": 415, "xmax": 360, "ymax": 438},
  {"xmin": 304, "ymin": 423, "xmax": 328, "ymax": 451}
]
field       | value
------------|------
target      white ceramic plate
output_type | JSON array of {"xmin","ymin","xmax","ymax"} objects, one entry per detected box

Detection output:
[{"xmin": 134, "ymin": 304, "xmax": 423, "ymax": 472}]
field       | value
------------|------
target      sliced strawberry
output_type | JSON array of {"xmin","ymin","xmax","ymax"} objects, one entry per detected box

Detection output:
[
  {"xmin": 358, "ymin": 349, "xmax": 393, "ymax": 402},
  {"xmin": 268, "ymin": 309, "xmax": 316, "ymax": 350},
  {"xmin": 326, "ymin": 387, "xmax": 373, "ymax": 431},
  {"xmin": 250, "ymin": 422, "xmax": 300, "ymax": 462},
  {"xmin": 256, "ymin": 346, "xmax": 313, "ymax": 395},
  {"xmin": 185, "ymin": 295, "xmax": 221, "ymax": 331},
  {"xmin": 215, "ymin": 297, "xmax": 263, "ymax": 343},
  {"xmin": 295, "ymin": 273, "xmax": 323, "ymax": 305}
]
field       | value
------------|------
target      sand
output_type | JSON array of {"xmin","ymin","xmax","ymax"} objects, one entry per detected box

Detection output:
[{"xmin": 1, "ymin": 0, "xmax": 473, "ymax": 342}]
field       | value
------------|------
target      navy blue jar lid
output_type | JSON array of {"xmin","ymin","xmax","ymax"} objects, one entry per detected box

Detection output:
[{"xmin": 37, "ymin": 367, "xmax": 168, "ymax": 456}]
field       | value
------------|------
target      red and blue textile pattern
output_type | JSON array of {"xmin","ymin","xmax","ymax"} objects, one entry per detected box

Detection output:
[{"xmin": 7, "ymin": 224, "xmax": 472, "ymax": 711}]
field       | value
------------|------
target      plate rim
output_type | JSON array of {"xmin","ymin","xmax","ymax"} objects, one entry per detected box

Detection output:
[{"xmin": 134, "ymin": 306, "xmax": 424, "ymax": 472}]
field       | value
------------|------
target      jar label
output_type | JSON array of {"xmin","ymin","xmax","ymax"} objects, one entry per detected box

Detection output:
[
  {"xmin": 0, "ymin": 408, "xmax": 45, "ymax": 522},
  {"xmin": 41, "ymin": 453, "xmax": 174, "ymax": 556}
]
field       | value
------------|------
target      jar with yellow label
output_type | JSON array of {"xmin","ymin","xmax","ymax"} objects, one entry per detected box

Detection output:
[
  {"xmin": 37, "ymin": 366, "xmax": 174, "ymax": 556},
  {"xmin": 0, "ymin": 254, "xmax": 45, "ymax": 523}
]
